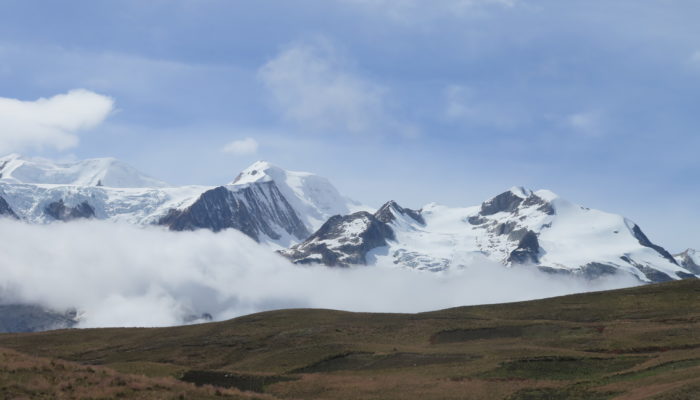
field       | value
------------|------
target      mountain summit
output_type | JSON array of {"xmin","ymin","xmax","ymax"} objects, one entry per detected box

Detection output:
[
  {"xmin": 232, "ymin": 161, "xmax": 367, "ymax": 232},
  {"xmin": 0, "ymin": 156, "xmax": 366, "ymax": 246},
  {"xmin": 0, "ymin": 154, "xmax": 168, "ymax": 188},
  {"xmin": 283, "ymin": 187, "xmax": 694, "ymax": 283},
  {"xmin": 159, "ymin": 161, "xmax": 368, "ymax": 245},
  {"xmin": 0, "ymin": 154, "xmax": 696, "ymax": 282}
]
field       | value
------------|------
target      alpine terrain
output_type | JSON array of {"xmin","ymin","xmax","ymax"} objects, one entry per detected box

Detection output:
[{"xmin": 0, "ymin": 153, "xmax": 697, "ymax": 287}]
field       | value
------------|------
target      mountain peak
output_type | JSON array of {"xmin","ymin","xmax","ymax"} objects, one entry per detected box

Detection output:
[
  {"xmin": 509, "ymin": 186, "xmax": 533, "ymax": 198},
  {"xmin": 375, "ymin": 200, "xmax": 424, "ymax": 225},
  {"xmin": 230, "ymin": 161, "xmax": 369, "ymax": 232},
  {"xmin": 231, "ymin": 160, "xmax": 284, "ymax": 185},
  {"xmin": 0, "ymin": 154, "xmax": 168, "ymax": 188}
]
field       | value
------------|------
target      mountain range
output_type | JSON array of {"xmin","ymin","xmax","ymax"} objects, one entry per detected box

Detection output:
[{"xmin": 0, "ymin": 153, "xmax": 697, "ymax": 289}]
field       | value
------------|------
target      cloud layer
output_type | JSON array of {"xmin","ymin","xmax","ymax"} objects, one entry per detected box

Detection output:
[
  {"xmin": 0, "ymin": 89, "xmax": 114, "ymax": 154},
  {"xmin": 0, "ymin": 219, "xmax": 639, "ymax": 328},
  {"xmin": 222, "ymin": 137, "xmax": 259, "ymax": 155},
  {"xmin": 259, "ymin": 40, "xmax": 409, "ymax": 135}
]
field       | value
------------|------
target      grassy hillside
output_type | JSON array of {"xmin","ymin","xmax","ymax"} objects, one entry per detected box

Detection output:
[{"xmin": 1, "ymin": 280, "xmax": 700, "ymax": 399}]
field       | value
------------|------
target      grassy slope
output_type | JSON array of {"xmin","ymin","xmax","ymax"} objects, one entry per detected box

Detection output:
[{"xmin": 1, "ymin": 280, "xmax": 700, "ymax": 399}]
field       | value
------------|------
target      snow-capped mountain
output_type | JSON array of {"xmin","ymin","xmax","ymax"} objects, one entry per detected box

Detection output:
[
  {"xmin": 282, "ymin": 188, "xmax": 696, "ymax": 283},
  {"xmin": 0, "ymin": 154, "xmax": 168, "ymax": 188},
  {"xmin": 675, "ymin": 249, "xmax": 700, "ymax": 274},
  {"xmin": 232, "ymin": 161, "xmax": 367, "ymax": 231},
  {"xmin": 0, "ymin": 179, "xmax": 207, "ymax": 224},
  {"xmin": 0, "ymin": 155, "xmax": 364, "ymax": 246},
  {"xmin": 0, "ymin": 154, "xmax": 203, "ymax": 225},
  {"xmin": 158, "ymin": 161, "xmax": 369, "ymax": 246},
  {"xmin": 0, "ymin": 154, "xmax": 697, "ymax": 283}
]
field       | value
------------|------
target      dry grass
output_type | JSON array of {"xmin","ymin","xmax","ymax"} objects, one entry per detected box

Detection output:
[
  {"xmin": 2, "ymin": 279, "xmax": 700, "ymax": 399},
  {"xmin": 0, "ymin": 347, "xmax": 274, "ymax": 399}
]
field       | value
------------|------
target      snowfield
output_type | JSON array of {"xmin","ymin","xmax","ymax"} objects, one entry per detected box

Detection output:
[{"xmin": 0, "ymin": 154, "xmax": 697, "ymax": 287}]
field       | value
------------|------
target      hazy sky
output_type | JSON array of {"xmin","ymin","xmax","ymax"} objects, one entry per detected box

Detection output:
[{"xmin": 0, "ymin": 0, "xmax": 699, "ymax": 250}]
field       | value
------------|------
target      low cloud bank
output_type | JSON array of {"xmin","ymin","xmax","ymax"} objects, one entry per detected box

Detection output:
[{"xmin": 0, "ymin": 220, "xmax": 640, "ymax": 328}]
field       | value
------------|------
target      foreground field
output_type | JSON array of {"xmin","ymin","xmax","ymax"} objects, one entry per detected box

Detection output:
[{"xmin": 1, "ymin": 279, "xmax": 700, "ymax": 399}]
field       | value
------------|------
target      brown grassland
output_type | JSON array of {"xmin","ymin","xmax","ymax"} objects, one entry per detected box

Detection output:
[{"xmin": 1, "ymin": 279, "xmax": 700, "ymax": 399}]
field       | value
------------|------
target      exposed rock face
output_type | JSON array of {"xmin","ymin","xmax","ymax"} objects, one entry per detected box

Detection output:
[
  {"xmin": 630, "ymin": 224, "xmax": 678, "ymax": 266},
  {"xmin": 281, "ymin": 200, "xmax": 423, "ymax": 267},
  {"xmin": 507, "ymin": 230, "xmax": 540, "ymax": 264},
  {"xmin": 619, "ymin": 255, "xmax": 675, "ymax": 283},
  {"xmin": 0, "ymin": 160, "xmax": 8, "ymax": 179},
  {"xmin": 459, "ymin": 188, "xmax": 686, "ymax": 282},
  {"xmin": 479, "ymin": 190, "xmax": 526, "ymax": 216},
  {"xmin": 578, "ymin": 263, "xmax": 620, "ymax": 280},
  {"xmin": 280, "ymin": 211, "xmax": 395, "ymax": 267},
  {"xmin": 281, "ymin": 190, "xmax": 687, "ymax": 284},
  {"xmin": 375, "ymin": 201, "xmax": 425, "ymax": 225},
  {"xmin": 476, "ymin": 190, "xmax": 554, "ymax": 220},
  {"xmin": 0, "ymin": 305, "xmax": 77, "ymax": 333},
  {"xmin": 467, "ymin": 189, "xmax": 554, "ymax": 264},
  {"xmin": 538, "ymin": 262, "xmax": 621, "ymax": 280},
  {"xmin": 0, "ymin": 196, "xmax": 18, "ymax": 219},
  {"xmin": 159, "ymin": 182, "xmax": 309, "ymax": 243},
  {"xmin": 0, "ymin": 158, "xmax": 364, "ymax": 247},
  {"xmin": 675, "ymin": 249, "xmax": 700, "ymax": 274},
  {"xmin": 44, "ymin": 200, "xmax": 95, "ymax": 221},
  {"xmin": 521, "ymin": 194, "xmax": 556, "ymax": 215}
]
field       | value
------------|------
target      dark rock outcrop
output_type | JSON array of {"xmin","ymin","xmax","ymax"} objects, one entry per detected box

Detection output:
[
  {"xmin": 620, "ymin": 255, "xmax": 675, "ymax": 283},
  {"xmin": 281, "ymin": 200, "xmax": 424, "ymax": 267},
  {"xmin": 675, "ymin": 271, "xmax": 697, "ymax": 280},
  {"xmin": 0, "ymin": 160, "xmax": 8, "ymax": 179},
  {"xmin": 494, "ymin": 221, "xmax": 517, "ymax": 236},
  {"xmin": 507, "ymin": 230, "xmax": 541, "ymax": 264},
  {"xmin": 0, "ymin": 305, "xmax": 77, "ymax": 333},
  {"xmin": 479, "ymin": 190, "xmax": 525, "ymax": 216},
  {"xmin": 375, "ymin": 201, "xmax": 424, "ymax": 225},
  {"xmin": 630, "ymin": 224, "xmax": 678, "ymax": 266},
  {"xmin": 477, "ymin": 189, "xmax": 555, "ymax": 218},
  {"xmin": 44, "ymin": 200, "xmax": 95, "ymax": 221},
  {"xmin": 0, "ymin": 196, "xmax": 18, "ymax": 219},
  {"xmin": 281, "ymin": 211, "xmax": 395, "ymax": 267},
  {"xmin": 522, "ymin": 194, "xmax": 556, "ymax": 215},
  {"xmin": 675, "ymin": 250, "xmax": 700, "ymax": 274},
  {"xmin": 467, "ymin": 215, "xmax": 488, "ymax": 225},
  {"xmin": 538, "ymin": 262, "xmax": 620, "ymax": 280},
  {"xmin": 159, "ymin": 182, "xmax": 309, "ymax": 242},
  {"xmin": 578, "ymin": 262, "xmax": 620, "ymax": 280}
]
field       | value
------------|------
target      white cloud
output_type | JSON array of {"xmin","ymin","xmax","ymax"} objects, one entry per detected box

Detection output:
[
  {"xmin": 0, "ymin": 219, "xmax": 638, "ymax": 328},
  {"xmin": 258, "ymin": 40, "xmax": 415, "ymax": 136},
  {"xmin": 222, "ymin": 137, "xmax": 259, "ymax": 155},
  {"xmin": 0, "ymin": 89, "xmax": 114, "ymax": 153}
]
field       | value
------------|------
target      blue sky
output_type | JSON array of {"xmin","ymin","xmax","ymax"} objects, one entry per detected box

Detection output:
[{"xmin": 0, "ymin": 0, "xmax": 699, "ymax": 250}]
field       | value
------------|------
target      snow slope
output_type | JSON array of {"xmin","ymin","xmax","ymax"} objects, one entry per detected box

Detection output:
[
  {"xmin": 0, "ymin": 156, "xmax": 365, "ymax": 247},
  {"xmin": 675, "ymin": 249, "xmax": 700, "ymax": 274},
  {"xmin": 0, "ymin": 182, "xmax": 205, "ymax": 224},
  {"xmin": 0, "ymin": 153, "xmax": 695, "ymax": 282},
  {"xmin": 232, "ymin": 161, "xmax": 369, "ymax": 232},
  {"xmin": 284, "ymin": 188, "xmax": 695, "ymax": 282},
  {"xmin": 0, "ymin": 154, "xmax": 169, "ymax": 188}
]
